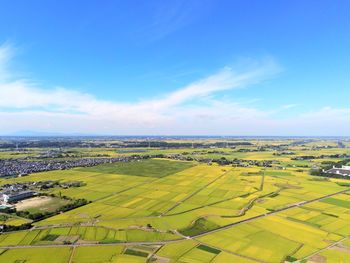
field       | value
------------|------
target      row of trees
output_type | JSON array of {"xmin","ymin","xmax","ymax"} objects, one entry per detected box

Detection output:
[
  {"xmin": 1, "ymin": 222, "xmax": 32, "ymax": 232},
  {"xmin": 292, "ymin": 154, "xmax": 349, "ymax": 160}
]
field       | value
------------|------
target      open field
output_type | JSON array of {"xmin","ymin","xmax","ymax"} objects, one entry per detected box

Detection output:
[
  {"xmin": 0, "ymin": 247, "xmax": 72, "ymax": 262},
  {"xmin": 75, "ymin": 158, "xmax": 194, "ymax": 178},
  {"xmin": 1, "ymin": 139, "xmax": 350, "ymax": 262},
  {"xmin": 16, "ymin": 196, "xmax": 70, "ymax": 213}
]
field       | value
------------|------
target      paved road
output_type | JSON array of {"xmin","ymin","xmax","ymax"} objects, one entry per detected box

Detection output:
[
  {"xmin": 0, "ymin": 240, "xmax": 180, "ymax": 249},
  {"xmin": 300, "ymin": 236, "xmax": 349, "ymax": 262},
  {"xmin": 1, "ymin": 188, "xmax": 348, "ymax": 250},
  {"xmin": 192, "ymin": 188, "xmax": 350, "ymax": 239}
]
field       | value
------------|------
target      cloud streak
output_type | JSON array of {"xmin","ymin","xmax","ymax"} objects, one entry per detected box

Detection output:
[
  {"xmin": 1, "ymin": 43, "xmax": 350, "ymax": 136},
  {"xmin": 139, "ymin": 0, "xmax": 210, "ymax": 42},
  {"xmin": 0, "ymin": 44, "xmax": 281, "ymax": 134}
]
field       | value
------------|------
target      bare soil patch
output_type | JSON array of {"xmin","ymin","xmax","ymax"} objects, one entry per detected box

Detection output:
[
  {"xmin": 15, "ymin": 196, "xmax": 70, "ymax": 212},
  {"xmin": 16, "ymin": 196, "xmax": 54, "ymax": 210},
  {"xmin": 308, "ymin": 254, "xmax": 326, "ymax": 263}
]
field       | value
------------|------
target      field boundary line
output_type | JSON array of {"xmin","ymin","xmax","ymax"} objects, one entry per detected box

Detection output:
[
  {"xmin": 0, "ymin": 189, "xmax": 349, "ymax": 250},
  {"xmin": 190, "ymin": 188, "xmax": 350, "ymax": 239},
  {"xmin": 299, "ymin": 236, "xmax": 349, "ymax": 262},
  {"xmin": 161, "ymin": 168, "xmax": 233, "ymax": 216},
  {"xmin": 195, "ymin": 240, "xmax": 266, "ymax": 263},
  {"xmin": 68, "ymin": 245, "xmax": 76, "ymax": 263}
]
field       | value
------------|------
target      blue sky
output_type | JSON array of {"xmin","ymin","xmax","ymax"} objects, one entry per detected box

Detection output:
[{"xmin": 0, "ymin": 0, "xmax": 350, "ymax": 135}]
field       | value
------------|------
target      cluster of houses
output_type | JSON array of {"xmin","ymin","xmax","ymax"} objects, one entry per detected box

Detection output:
[
  {"xmin": 37, "ymin": 149, "xmax": 110, "ymax": 159},
  {"xmin": 325, "ymin": 165, "xmax": 350, "ymax": 176},
  {"xmin": 0, "ymin": 156, "xmax": 139, "ymax": 177},
  {"xmin": 164, "ymin": 153, "xmax": 279, "ymax": 168},
  {"xmin": 2, "ymin": 181, "xmax": 56, "ymax": 192},
  {"xmin": 292, "ymin": 154, "xmax": 350, "ymax": 161}
]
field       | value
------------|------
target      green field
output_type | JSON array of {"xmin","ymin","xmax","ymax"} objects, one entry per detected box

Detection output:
[
  {"xmin": 1, "ymin": 139, "xmax": 350, "ymax": 262},
  {"xmin": 75, "ymin": 159, "xmax": 194, "ymax": 177},
  {"xmin": 0, "ymin": 247, "xmax": 72, "ymax": 263},
  {"xmin": 320, "ymin": 197, "xmax": 350, "ymax": 209}
]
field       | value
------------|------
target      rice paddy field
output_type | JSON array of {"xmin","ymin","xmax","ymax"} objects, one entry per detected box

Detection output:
[
  {"xmin": 0, "ymin": 213, "xmax": 30, "ymax": 226},
  {"xmin": 1, "ymin": 139, "xmax": 350, "ymax": 262}
]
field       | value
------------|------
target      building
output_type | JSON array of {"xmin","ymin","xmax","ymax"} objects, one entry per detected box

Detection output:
[
  {"xmin": 325, "ymin": 165, "xmax": 350, "ymax": 176},
  {"xmin": 2, "ymin": 190, "xmax": 36, "ymax": 203},
  {"xmin": 0, "ymin": 204, "xmax": 14, "ymax": 210}
]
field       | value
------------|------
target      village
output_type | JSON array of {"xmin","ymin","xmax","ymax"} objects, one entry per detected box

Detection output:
[{"xmin": 0, "ymin": 156, "xmax": 143, "ymax": 177}]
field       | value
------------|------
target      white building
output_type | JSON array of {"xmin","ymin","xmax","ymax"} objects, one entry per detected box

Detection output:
[{"xmin": 325, "ymin": 165, "xmax": 350, "ymax": 176}]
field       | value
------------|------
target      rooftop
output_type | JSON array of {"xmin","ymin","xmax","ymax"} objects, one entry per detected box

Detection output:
[{"xmin": 325, "ymin": 166, "xmax": 350, "ymax": 176}]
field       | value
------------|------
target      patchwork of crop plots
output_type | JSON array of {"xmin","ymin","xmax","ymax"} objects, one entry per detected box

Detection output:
[
  {"xmin": 1, "ymin": 154, "xmax": 350, "ymax": 262},
  {"xmin": 0, "ymin": 247, "xmax": 72, "ymax": 263},
  {"xmin": 0, "ymin": 226, "xmax": 179, "ymax": 246}
]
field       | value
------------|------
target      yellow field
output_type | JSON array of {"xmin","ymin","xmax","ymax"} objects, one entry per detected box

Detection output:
[{"xmin": 1, "ymin": 141, "xmax": 350, "ymax": 262}]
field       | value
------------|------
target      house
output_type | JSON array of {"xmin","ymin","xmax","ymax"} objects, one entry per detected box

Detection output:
[{"xmin": 325, "ymin": 165, "xmax": 350, "ymax": 176}]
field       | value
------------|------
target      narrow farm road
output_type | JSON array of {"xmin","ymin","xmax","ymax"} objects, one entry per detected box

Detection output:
[
  {"xmin": 1, "ymin": 188, "xmax": 348, "ymax": 250},
  {"xmin": 161, "ymin": 168, "xmax": 233, "ymax": 216}
]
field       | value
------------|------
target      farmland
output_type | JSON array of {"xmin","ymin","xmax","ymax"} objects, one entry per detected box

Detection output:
[{"xmin": 1, "ymin": 138, "xmax": 350, "ymax": 262}]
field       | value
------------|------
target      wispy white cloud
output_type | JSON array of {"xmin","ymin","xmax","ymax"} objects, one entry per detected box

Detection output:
[
  {"xmin": 281, "ymin": 104, "xmax": 297, "ymax": 109},
  {"xmin": 139, "ymin": 58, "xmax": 280, "ymax": 110},
  {"xmin": 1, "ymin": 43, "xmax": 349, "ymax": 136},
  {"xmin": 299, "ymin": 107, "xmax": 350, "ymax": 121},
  {"xmin": 139, "ymin": 0, "xmax": 210, "ymax": 42},
  {"xmin": 0, "ymin": 44, "xmax": 282, "ymax": 134}
]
